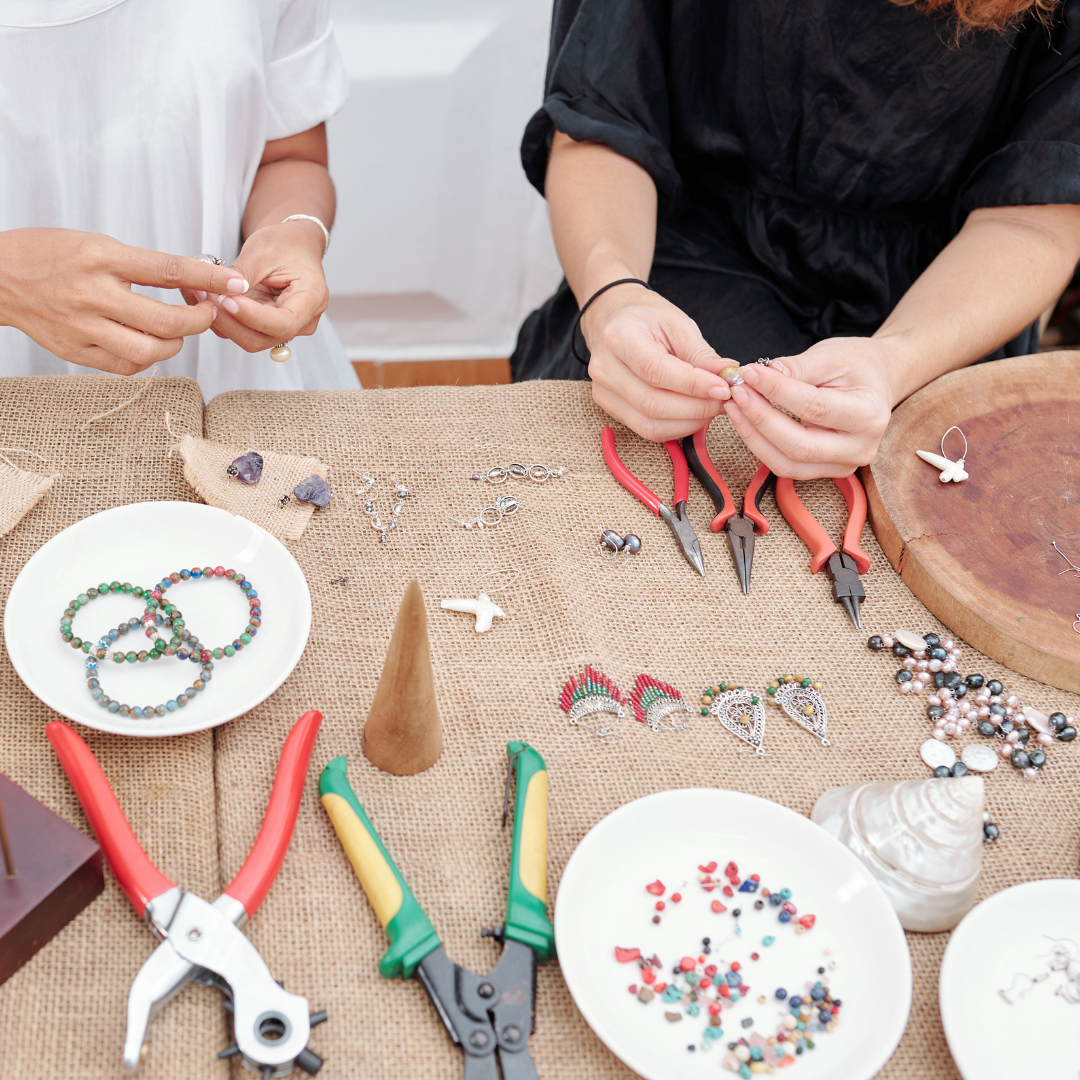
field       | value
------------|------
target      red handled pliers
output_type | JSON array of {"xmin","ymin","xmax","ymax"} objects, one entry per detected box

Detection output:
[
  {"xmin": 681, "ymin": 423, "xmax": 775, "ymax": 594},
  {"xmin": 601, "ymin": 427, "xmax": 705, "ymax": 576},
  {"xmin": 46, "ymin": 711, "xmax": 327, "ymax": 1076},
  {"xmin": 775, "ymin": 476, "xmax": 871, "ymax": 628}
]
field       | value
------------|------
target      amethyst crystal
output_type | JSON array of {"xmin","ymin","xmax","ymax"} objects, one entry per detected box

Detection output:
[
  {"xmin": 293, "ymin": 474, "xmax": 332, "ymax": 508},
  {"xmin": 230, "ymin": 451, "xmax": 264, "ymax": 485}
]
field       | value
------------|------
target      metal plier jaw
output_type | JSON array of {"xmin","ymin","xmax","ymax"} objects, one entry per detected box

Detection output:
[
  {"xmin": 825, "ymin": 551, "xmax": 866, "ymax": 630},
  {"xmin": 126, "ymin": 892, "xmax": 317, "ymax": 1076},
  {"xmin": 659, "ymin": 501, "xmax": 705, "ymax": 577}
]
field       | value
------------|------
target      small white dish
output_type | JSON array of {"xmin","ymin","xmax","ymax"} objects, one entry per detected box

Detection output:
[
  {"xmin": 941, "ymin": 879, "xmax": 1080, "ymax": 1080},
  {"xmin": 4, "ymin": 502, "xmax": 311, "ymax": 737},
  {"xmin": 554, "ymin": 789, "xmax": 911, "ymax": 1080}
]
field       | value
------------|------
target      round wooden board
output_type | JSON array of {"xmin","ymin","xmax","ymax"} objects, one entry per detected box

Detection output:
[{"xmin": 860, "ymin": 351, "xmax": 1080, "ymax": 693}]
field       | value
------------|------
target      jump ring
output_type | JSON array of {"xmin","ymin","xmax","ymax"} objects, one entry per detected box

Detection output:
[
  {"xmin": 487, "ymin": 466, "xmax": 508, "ymax": 484},
  {"xmin": 528, "ymin": 464, "xmax": 551, "ymax": 482},
  {"xmin": 479, "ymin": 506, "xmax": 503, "ymax": 527}
]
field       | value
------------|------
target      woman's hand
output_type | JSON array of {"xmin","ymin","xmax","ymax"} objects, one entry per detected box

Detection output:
[
  {"xmin": 583, "ymin": 284, "xmax": 734, "ymax": 441},
  {"xmin": 718, "ymin": 336, "xmax": 898, "ymax": 478},
  {"xmin": 187, "ymin": 219, "xmax": 328, "ymax": 353},
  {"xmin": 0, "ymin": 228, "xmax": 246, "ymax": 375}
]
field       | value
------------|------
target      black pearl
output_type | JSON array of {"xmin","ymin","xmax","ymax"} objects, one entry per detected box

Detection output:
[
  {"xmin": 732, "ymin": 908, "xmax": 741, "ymax": 917},
  {"xmin": 999, "ymin": 718, "xmax": 1015, "ymax": 735},
  {"xmin": 933, "ymin": 765, "xmax": 951, "ymax": 778},
  {"xmin": 965, "ymin": 674, "xmax": 985, "ymax": 689},
  {"xmin": 989, "ymin": 703, "xmax": 1007, "ymax": 717},
  {"xmin": 1010, "ymin": 749, "xmax": 1030, "ymax": 769},
  {"xmin": 1028, "ymin": 748, "xmax": 1047, "ymax": 768},
  {"xmin": 983, "ymin": 822, "xmax": 1000, "ymax": 842},
  {"xmin": 943, "ymin": 672, "xmax": 962, "ymax": 689},
  {"xmin": 927, "ymin": 705, "xmax": 945, "ymax": 720},
  {"xmin": 923, "ymin": 633, "xmax": 941, "ymax": 647},
  {"xmin": 867, "ymin": 635, "xmax": 885, "ymax": 650},
  {"xmin": 987, "ymin": 680, "xmax": 1003, "ymax": 696},
  {"xmin": 953, "ymin": 682, "xmax": 968, "ymax": 698},
  {"xmin": 624, "ymin": 533, "xmax": 642, "ymax": 554},
  {"xmin": 600, "ymin": 529, "xmax": 624, "ymax": 551},
  {"xmin": 892, "ymin": 643, "xmax": 911, "ymax": 658},
  {"xmin": 951, "ymin": 761, "xmax": 969, "ymax": 777},
  {"xmin": 934, "ymin": 672, "xmax": 947, "ymax": 688},
  {"xmin": 1059, "ymin": 726, "xmax": 1077, "ymax": 742},
  {"xmin": 1015, "ymin": 728, "xmax": 1029, "ymax": 745},
  {"xmin": 929, "ymin": 646, "xmax": 947, "ymax": 661},
  {"xmin": 1049, "ymin": 712, "xmax": 1068, "ymax": 731},
  {"xmin": 896, "ymin": 669, "xmax": 913, "ymax": 683}
]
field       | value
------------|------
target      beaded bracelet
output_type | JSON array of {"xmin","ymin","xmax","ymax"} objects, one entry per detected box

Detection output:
[
  {"xmin": 59, "ymin": 581, "xmax": 152, "ymax": 653},
  {"xmin": 86, "ymin": 652, "xmax": 214, "ymax": 718},
  {"xmin": 147, "ymin": 566, "xmax": 261, "ymax": 661}
]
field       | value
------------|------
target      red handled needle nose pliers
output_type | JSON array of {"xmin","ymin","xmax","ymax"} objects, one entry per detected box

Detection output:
[
  {"xmin": 775, "ymin": 475, "xmax": 871, "ymax": 628},
  {"xmin": 601, "ymin": 426, "xmax": 705, "ymax": 576},
  {"xmin": 681, "ymin": 423, "xmax": 775, "ymax": 593},
  {"xmin": 45, "ymin": 710, "xmax": 327, "ymax": 1076}
]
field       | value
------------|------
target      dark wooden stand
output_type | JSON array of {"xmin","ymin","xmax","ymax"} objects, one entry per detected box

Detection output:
[{"xmin": 0, "ymin": 772, "xmax": 103, "ymax": 985}]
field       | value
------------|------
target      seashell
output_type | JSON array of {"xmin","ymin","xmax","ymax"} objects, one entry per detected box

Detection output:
[
  {"xmin": 894, "ymin": 629, "xmax": 927, "ymax": 652},
  {"xmin": 1021, "ymin": 705, "xmax": 1051, "ymax": 734},
  {"xmin": 920, "ymin": 738, "xmax": 956, "ymax": 770},
  {"xmin": 811, "ymin": 775, "xmax": 984, "ymax": 931}
]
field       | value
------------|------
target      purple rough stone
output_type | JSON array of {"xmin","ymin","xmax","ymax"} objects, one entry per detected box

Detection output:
[
  {"xmin": 293, "ymin": 474, "xmax": 332, "ymax": 508},
  {"xmin": 231, "ymin": 451, "xmax": 264, "ymax": 485}
]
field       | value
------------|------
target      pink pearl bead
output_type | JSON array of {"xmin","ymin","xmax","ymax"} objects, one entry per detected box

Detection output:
[
  {"xmin": 1068, "ymin": 716, "xmax": 1076, "ymax": 725},
  {"xmin": 943, "ymin": 639, "xmax": 955, "ymax": 650},
  {"xmin": 914, "ymin": 650, "xmax": 927, "ymax": 660},
  {"xmin": 943, "ymin": 723, "xmax": 957, "ymax": 736},
  {"xmin": 1004, "ymin": 707, "xmax": 1014, "ymax": 718},
  {"xmin": 991, "ymin": 695, "xmax": 1002, "ymax": 704},
  {"xmin": 1006, "ymin": 695, "xmax": 1019, "ymax": 706},
  {"xmin": 982, "ymin": 811, "xmax": 990, "ymax": 822},
  {"xmin": 1006, "ymin": 731, "xmax": 1019, "ymax": 743},
  {"xmin": 881, "ymin": 635, "xmax": 894, "ymax": 648},
  {"xmin": 917, "ymin": 672, "xmax": 932, "ymax": 684},
  {"xmin": 1023, "ymin": 767, "xmax": 1037, "ymax": 780},
  {"xmin": 942, "ymin": 661, "xmax": 956, "ymax": 673},
  {"xmin": 916, "ymin": 659, "xmax": 929, "ymax": 671},
  {"xmin": 911, "ymin": 681, "xmax": 923, "ymax": 694},
  {"xmin": 1000, "ymin": 745, "xmax": 1013, "ymax": 758},
  {"xmin": 900, "ymin": 682, "xmax": 913, "ymax": 694},
  {"xmin": 977, "ymin": 706, "xmax": 990, "ymax": 718},
  {"xmin": 903, "ymin": 657, "xmax": 917, "ymax": 670},
  {"xmin": 929, "ymin": 660, "xmax": 943, "ymax": 672},
  {"xmin": 933, "ymin": 730, "xmax": 946, "ymax": 741},
  {"xmin": 928, "ymin": 695, "xmax": 942, "ymax": 707},
  {"xmin": 1039, "ymin": 733, "xmax": 1054, "ymax": 746}
]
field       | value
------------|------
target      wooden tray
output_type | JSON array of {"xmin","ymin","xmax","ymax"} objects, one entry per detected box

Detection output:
[{"xmin": 861, "ymin": 351, "xmax": 1080, "ymax": 693}]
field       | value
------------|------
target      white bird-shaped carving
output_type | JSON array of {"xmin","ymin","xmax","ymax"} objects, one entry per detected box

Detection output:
[
  {"xmin": 915, "ymin": 449, "xmax": 968, "ymax": 483},
  {"xmin": 440, "ymin": 591, "xmax": 505, "ymax": 632}
]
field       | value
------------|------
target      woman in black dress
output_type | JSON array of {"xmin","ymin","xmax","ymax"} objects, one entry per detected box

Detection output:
[{"xmin": 511, "ymin": 0, "xmax": 1080, "ymax": 477}]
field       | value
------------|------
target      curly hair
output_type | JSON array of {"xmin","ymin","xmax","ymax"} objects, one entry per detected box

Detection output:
[{"xmin": 892, "ymin": 0, "xmax": 1060, "ymax": 31}]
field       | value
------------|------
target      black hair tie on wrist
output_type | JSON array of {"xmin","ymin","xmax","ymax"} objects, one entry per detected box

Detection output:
[{"xmin": 570, "ymin": 278, "xmax": 652, "ymax": 366}]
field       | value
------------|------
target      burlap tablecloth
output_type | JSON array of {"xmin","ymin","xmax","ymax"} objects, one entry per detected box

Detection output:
[{"xmin": 2, "ymin": 373, "xmax": 1078, "ymax": 1079}]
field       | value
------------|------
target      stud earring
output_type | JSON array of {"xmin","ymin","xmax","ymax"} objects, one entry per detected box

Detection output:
[
  {"xmin": 767, "ymin": 674, "xmax": 832, "ymax": 746},
  {"xmin": 703, "ymin": 681, "xmax": 766, "ymax": 755}
]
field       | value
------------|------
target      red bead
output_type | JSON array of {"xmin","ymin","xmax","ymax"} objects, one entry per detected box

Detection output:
[
  {"xmin": 653, "ymin": 982, "xmax": 666, "ymax": 994},
  {"xmin": 201, "ymin": 650, "xmax": 211, "ymax": 662},
  {"xmin": 782, "ymin": 901, "xmax": 797, "ymax": 915},
  {"xmin": 708, "ymin": 1003, "xmax": 722, "ymax": 1015},
  {"xmin": 614, "ymin": 946, "xmax": 641, "ymax": 963},
  {"xmin": 711, "ymin": 900, "xmax": 726, "ymax": 913},
  {"xmin": 718, "ymin": 984, "xmax": 731, "ymax": 999},
  {"xmin": 214, "ymin": 566, "xmax": 226, "ymax": 576},
  {"xmin": 628, "ymin": 985, "xmax": 637, "ymax": 994},
  {"xmin": 641, "ymin": 967, "xmax": 656, "ymax": 985},
  {"xmin": 722, "ymin": 886, "xmax": 734, "ymax": 897},
  {"xmin": 725, "ymin": 862, "xmax": 738, "ymax": 875},
  {"xmin": 750, "ymin": 953, "xmax": 760, "ymax": 961},
  {"xmin": 750, "ymin": 874, "xmax": 761, "ymax": 882},
  {"xmin": 704, "ymin": 965, "xmax": 717, "ymax": 978},
  {"xmin": 655, "ymin": 901, "xmax": 665, "ymax": 911},
  {"xmin": 798, "ymin": 914, "xmax": 816, "ymax": 930},
  {"xmin": 679, "ymin": 957, "xmax": 696, "ymax": 972},
  {"xmin": 671, "ymin": 893, "xmax": 682, "ymax": 903},
  {"xmin": 730, "ymin": 961, "xmax": 741, "ymax": 972},
  {"xmin": 645, "ymin": 880, "xmax": 665, "ymax": 896},
  {"xmin": 699, "ymin": 861, "xmax": 717, "ymax": 873}
]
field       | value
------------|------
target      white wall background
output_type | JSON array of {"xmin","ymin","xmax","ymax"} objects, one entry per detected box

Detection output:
[{"xmin": 325, "ymin": 0, "xmax": 564, "ymax": 361}]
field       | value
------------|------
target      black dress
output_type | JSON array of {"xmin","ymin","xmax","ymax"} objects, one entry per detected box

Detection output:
[{"xmin": 511, "ymin": 0, "xmax": 1080, "ymax": 381}]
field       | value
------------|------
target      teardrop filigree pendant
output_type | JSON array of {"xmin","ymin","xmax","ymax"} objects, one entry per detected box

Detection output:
[
  {"xmin": 709, "ymin": 689, "xmax": 766, "ymax": 755},
  {"xmin": 773, "ymin": 683, "xmax": 830, "ymax": 746}
]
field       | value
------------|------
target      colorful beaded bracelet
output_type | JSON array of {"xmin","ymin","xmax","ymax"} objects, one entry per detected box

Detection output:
[
  {"xmin": 147, "ymin": 566, "xmax": 261, "ymax": 661},
  {"xmin": 59, "ymin": 581, "xmax": 152, "ymax": 653},
  {"xmin": 89, "ymin": 610, "xmax": 198, "ymax": 664},
  {"xmin": 86, "ymin": 652, "xmax": 214, "ymax": 718}
]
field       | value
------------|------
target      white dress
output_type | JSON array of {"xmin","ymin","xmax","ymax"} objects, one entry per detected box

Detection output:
[{"xmin": 0, "ymin": 0, "xmax": 357, "ymax": 399}]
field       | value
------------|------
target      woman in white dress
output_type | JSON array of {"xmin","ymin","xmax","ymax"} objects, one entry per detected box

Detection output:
[{"xmin": 0, "ymin": 0, "xmax": 358, "ymax": 398}]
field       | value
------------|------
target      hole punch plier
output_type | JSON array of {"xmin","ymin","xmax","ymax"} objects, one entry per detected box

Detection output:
[{"xmin": 46, "ymin": 711, "xmax": 327, "ymax": 1076}]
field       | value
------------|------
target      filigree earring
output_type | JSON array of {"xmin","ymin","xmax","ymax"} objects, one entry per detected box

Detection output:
[
  {"xmin": 767, "ymin": 674, "xmax": 832, "ymax": 746},
  {"xmin": 703, "ymin": 681, "xmax": 766, "ymax": 755}
]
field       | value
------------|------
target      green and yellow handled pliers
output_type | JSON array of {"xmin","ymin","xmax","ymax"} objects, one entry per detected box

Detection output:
[{"xmin": 318, "ymin": 742, "xmax": 555, "ymax": 1080}]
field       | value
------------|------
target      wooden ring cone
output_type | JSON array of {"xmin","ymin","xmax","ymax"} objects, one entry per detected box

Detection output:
[{"xmin": 362, "ymin": 579, "xmax": 443, "ymax": 774}]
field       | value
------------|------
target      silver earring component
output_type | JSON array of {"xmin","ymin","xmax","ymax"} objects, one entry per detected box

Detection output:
[
  {"xmin": 708, "ymin": 687, "xmax": 766, "ymax": 755},
  {"xmin": 1052, "ymin": 542, "xmax": 1080, "ymax": 578},
  {"xmin": 196, "ymin": 254, "xmax": 225, "ymax": 266},
  {"xmin": 916, "ymin": 425, "xmax": 968, "ymax": 483},
  {"xmin": 597, "ymin": 529, "xmax": 642, "ymax": 567},
  {"xmin": 452, "ymin": 494, "xmax": 519, "ymax": 529},
  {"xmin": 472, "ymin": 462, "xmax": 568, "ymax": 483},
  {"xmin": 772, "ymin": 680, "xmax": 832, "ymax": 746},
  {"xmin": 756, "ymin": 356, "xmax": 789, "ymax": 375},
  {"xmin": 277, "ymin": 494, "xmax": 291, "ymax": 508}
]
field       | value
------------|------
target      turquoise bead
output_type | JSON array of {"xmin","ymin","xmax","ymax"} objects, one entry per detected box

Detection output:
[{"xmin": 166, "ymin": 700, "xmax": 178, "ymax": 711}]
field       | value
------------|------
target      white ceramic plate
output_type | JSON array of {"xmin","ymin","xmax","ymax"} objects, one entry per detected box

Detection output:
[
  {"xmin": 554, "ymin": 789, "xmax": 912, "ymax": 1080},
  {"xmin": 4, "ymin": 502, "xmax": 311, "ymax": 737},
  {"xmin": 940, "ymin": 879, "xmax": 1080, "ymax": 1080}
]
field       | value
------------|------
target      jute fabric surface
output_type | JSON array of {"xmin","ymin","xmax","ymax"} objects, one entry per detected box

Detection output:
[
  {"xmin": 206, "ymin": 382, "xmax": 1080, "ymax": 1080},
  {"xmin": 0, "ymin": 458, "xmax": 55, "ymax": 539},
  {"xmin": 1, "ymin": 373, "xmax": 1077, "ymax": 1080},
  {"xmin": 0, "ymin": 377, "xmax": 226, "ymax": 1079}
]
